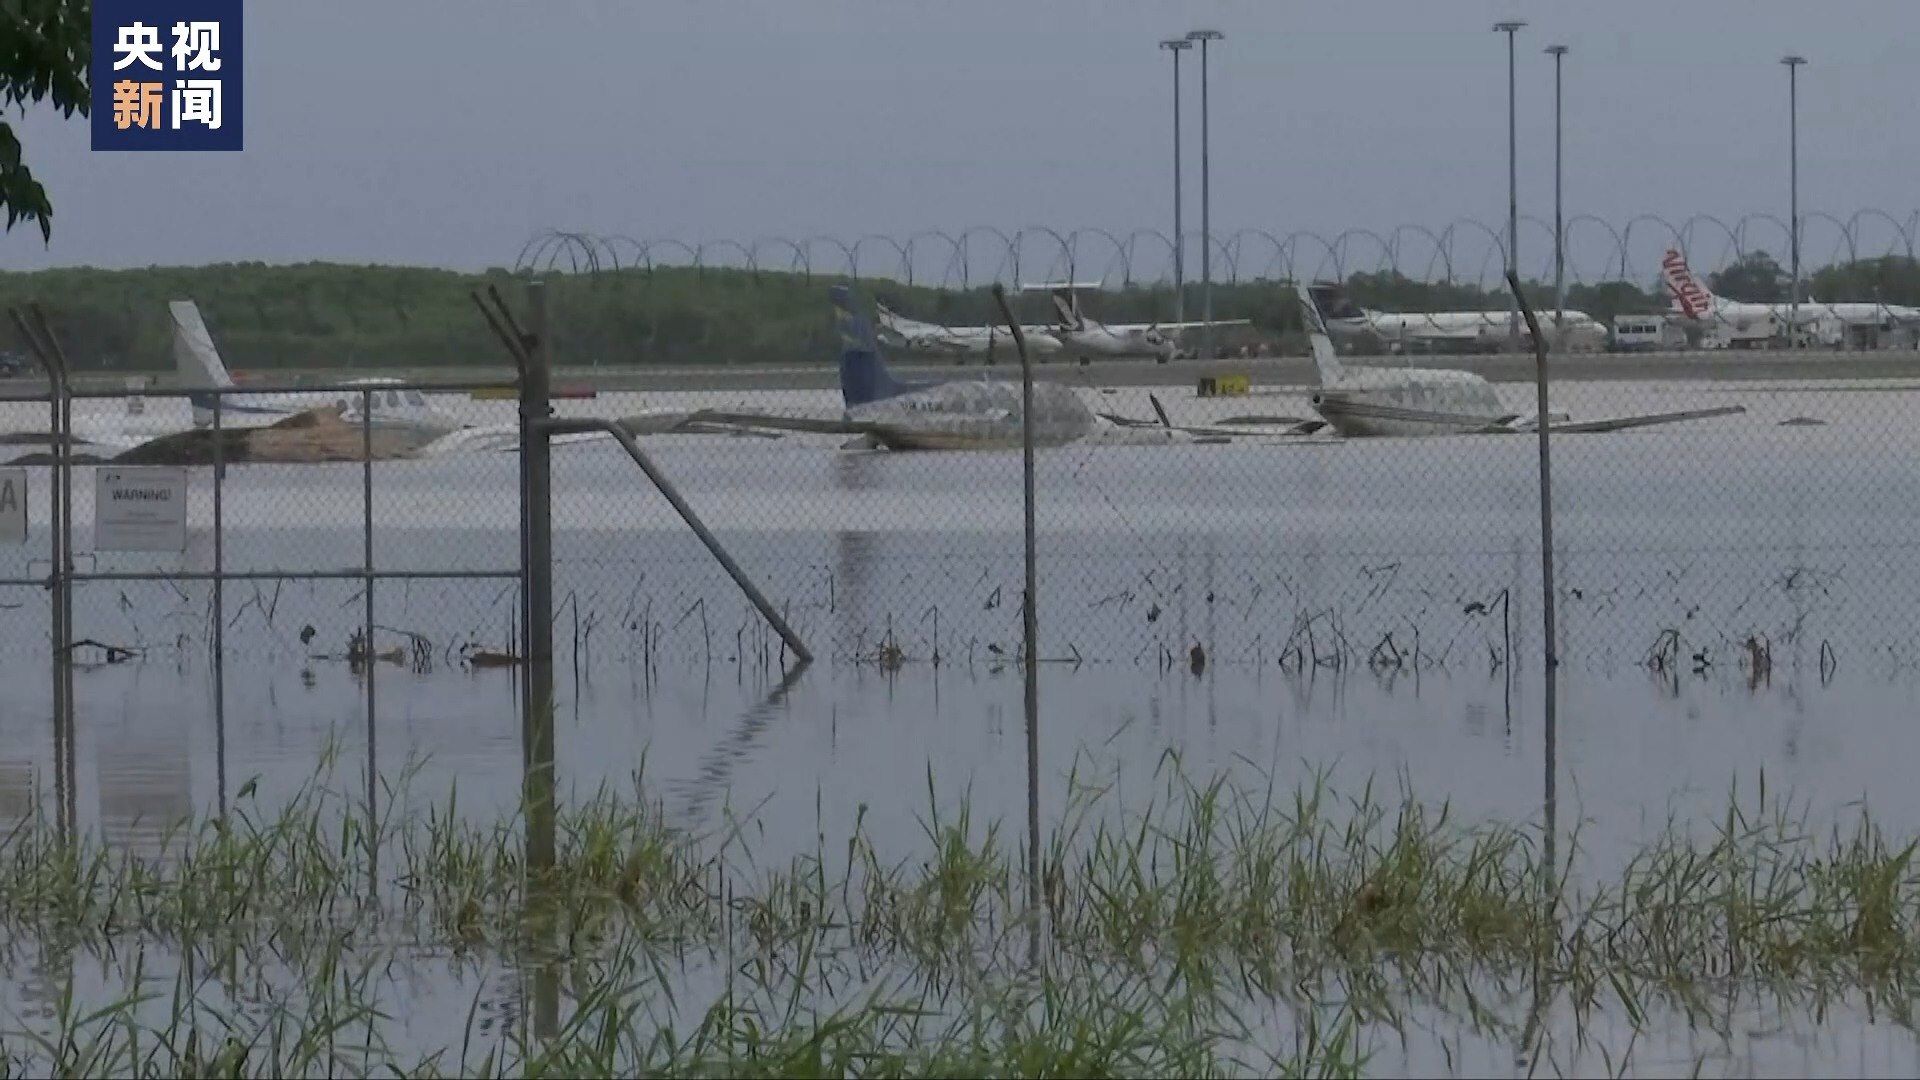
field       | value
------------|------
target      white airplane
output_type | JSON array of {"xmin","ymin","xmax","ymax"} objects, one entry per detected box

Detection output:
[
  {"xmin": 1025, "ymin": 282, "xmax": 1252, "ymax": 361},
  {"xmin": 1659, "ymin": 247, "xmax": 1920, "ymax": 341},
  {"xmin": 1288, "ymin": 282, "xmax": 1746, "ymax": 438},
  {"xmin": 61, "ymin": 302, "xmax": 649, "ymax": 457},
  {"xmin": 1306, "ymin": 281, "xmax": 1608, "ymax": 354},
  {"xmin": 681, "ymin": 285, "xmax": 1250, "ymax": 451},
  {"xmin": 872, "ymin": 300, "xmax": 1064, "ymax": 359},
  {"xmin": 25, "ymin": 301, "xmax": 472, "ymax": 459},
  {"xmin": 166, "ymin": 300, "xmax": 472, "ymax": 439}
]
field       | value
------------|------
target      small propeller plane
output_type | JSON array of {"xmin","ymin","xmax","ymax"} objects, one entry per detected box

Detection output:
[
  {"xmin": 673, "ymin": 285, "xmax": 1254, "ymax": 452},
  {"xmin": 1284, "ymin": 281, "xmax": 1747, "ymax": 438}
]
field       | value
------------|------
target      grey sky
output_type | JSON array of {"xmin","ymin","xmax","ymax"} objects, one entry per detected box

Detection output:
[{"xmin": 5, "ymin": 0, "xmax": 1917, "ymax": 278}]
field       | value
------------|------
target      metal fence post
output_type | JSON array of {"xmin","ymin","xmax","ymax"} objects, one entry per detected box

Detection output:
[
  {"xmin": 361, "ymin": 388, "xmax": 378, "ymax": 879},
  {"xmin": 990, "ymin": 283, "xmax": 1042, "ymax": 968},
  {"xmin": 10, "ymin": 305, "xmax": 76, "ymax": 835},
  {"xmin": 213, "ymin": 394, "xmax": 227, "ymax": 816},
  {"xmin": 522, "ymin": 281, "xmax": 556, "ymax": 879},
  {"xmin": 1506, "ymin": 271, "xmax": 1559, "ymax": 891},
  {"xmin": 50, "ymin": 339, "xmax": 72, "ymax": 837}
]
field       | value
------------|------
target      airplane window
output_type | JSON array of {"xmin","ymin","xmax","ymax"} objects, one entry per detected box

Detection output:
[{"xmin": 406, "ymin": 391, "xmax": 426, "ymax": 407}]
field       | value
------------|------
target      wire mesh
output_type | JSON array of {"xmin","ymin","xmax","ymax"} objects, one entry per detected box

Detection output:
[{"xmin": 2, "ymin": 213, "xmax": 1919, "ymax": 685}]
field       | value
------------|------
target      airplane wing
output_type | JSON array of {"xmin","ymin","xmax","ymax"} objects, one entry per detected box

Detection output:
[
  {"xmin": 1112, "ymin": 319, "xmax": 1255, "ymax": 332},
  {"xmin": 1529, "ymin": 404, "xmax": 1748, "ymax": 434},
  {"xmin": 1097, "ymin": 394, "xmax": 1330, "ymax": 438},
  {"xmin": 470, "ymin": 408, "xmax": 809, "ymax": 454},
  {"xmin": 1457, "ymin": 404, "xmax": 1747, "ymax": 435}
]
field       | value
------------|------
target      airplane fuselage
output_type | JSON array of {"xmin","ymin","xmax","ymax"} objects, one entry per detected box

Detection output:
[
  {"xmin": 1058, "ymin": 325, "xmax": 1176, "ymax": 361},
  {"xmin": 1327, "ymin": 310, "xmax": 1607, "ymax": 352},
  {"xmin": 842, "ymin": 377, "xmax": 1188, "ymax": 450},
  {"xmin": 1309, "ymin": 367, "xmax": 1511, "ymax": 438},
  {"xmin": 1678, "ymin": 297, "xmax": 1920, "ymax": 330},
  {"xmin": 875, "ymin": 308, "xmax": 1063, "ymax": 358}
]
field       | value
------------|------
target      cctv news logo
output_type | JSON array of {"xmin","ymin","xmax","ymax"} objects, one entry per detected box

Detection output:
[{"xmin": 91, "ymin": 0, "xmax": 244, "ymax": 151}]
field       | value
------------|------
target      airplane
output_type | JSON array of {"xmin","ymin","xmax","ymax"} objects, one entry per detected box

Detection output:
[
  {"xmin": 11, "ymin": 301, "xmax": 472, "ymax": 458},
  {"xmin": 872, "ymin": 300, "xmax": 1065, "ymax": 359},
  {"xmin": 1024, "ymin": 282, "xmax": 1252, "ymax": 362},
  {"xmin": 1290, "ymin": 281, "xmax": 1747, "ymax": 438},
  {"xmin": 1305, "ymin": 281, "xmax": 1609, "ymax": 354},
  {"xmin": 678, "ymin": 285, "xmax": 1256, "ymax": 452},
  {"xmin": 39, "ymin": 302, "xmax": 706, "ymax": 459},
  {"xmin": 166, "ymin": 300, "xmax": 468, "ymax": 438},
  {"xmin": 1659, "ymin": 247, "xmax": 1920, "ymax": 343}
]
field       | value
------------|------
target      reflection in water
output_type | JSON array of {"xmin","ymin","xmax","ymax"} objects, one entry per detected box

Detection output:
[
  {"xmin": 96, "ymin": 733, "xmax": 192, "ymax": 853},
  {"xmin": 665, "ymin": 660, "xmax": 813, "ymax": 829},
  {"xmin": 0, "ymin": 759, "xmax": 36, "ymax": 828}
]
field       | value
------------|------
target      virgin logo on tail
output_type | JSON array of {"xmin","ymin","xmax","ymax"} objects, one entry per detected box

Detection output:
[{"xmin": 1661, "ymin": 248, "xmax": 1715, "ymax": 319}]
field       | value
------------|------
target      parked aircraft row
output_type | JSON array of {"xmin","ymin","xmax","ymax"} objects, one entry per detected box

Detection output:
[
  {"xmin": 1309, "ymin": 247, "xmax": 1920, "ymax": 353},
  {"xmin": 875, "ymin": 282, "xmax": 1249, "ymax": 362},
  {"xmin": 1305, "ymin": 282, "xmax": 1611, "ymax": 354},
  {"xmin": 1658, "ymin": 248, "xmax": 1920, "ymax": 345},
  {"xmin": 880, "ymin": 248, "xmax": 1920, "ymax": 359}
]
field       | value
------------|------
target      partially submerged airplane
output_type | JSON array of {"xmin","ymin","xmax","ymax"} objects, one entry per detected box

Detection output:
[
  {"xmin": 1660, "ymin": 247, "xmax": 1920, "ymax": 343},
  {"xmin": 682, "ymin": 285, "xmax": 1249, "ymax": 451},
  {"xmin": 1024, "ymin": 282, "xmax": 1252, "ymax": 361},
  {"xmin": 1288, "ymin": 282, "xmax": 1747, "ymax": 438},
  {"xmin": 872, "ymin": 301, "xmax": 1064, "ymax": 359},
  {"xmin": 1307, "ymin": 281, "xmax": 1608, "ymax": 354},
  {"xmin": 170, "ymin": 300, "xmax": 465, "ymax": 437}
]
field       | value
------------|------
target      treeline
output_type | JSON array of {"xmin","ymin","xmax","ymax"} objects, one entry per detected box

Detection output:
[{"xmin": 1, "ymin": 253, "xmax": 1915, "ymax": 374}]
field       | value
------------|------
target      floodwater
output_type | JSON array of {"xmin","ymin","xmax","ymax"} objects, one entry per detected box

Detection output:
[{"xmin": 3, "ymin": 376, "xmax": 1920, "ymax": 1075}]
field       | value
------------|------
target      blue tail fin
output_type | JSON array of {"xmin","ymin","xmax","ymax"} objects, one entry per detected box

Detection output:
[{"xmin": 830, "ymin": 285, "xmax": 908, "ymax": 407}]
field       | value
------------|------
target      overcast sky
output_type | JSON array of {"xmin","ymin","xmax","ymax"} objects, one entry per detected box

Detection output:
[{"xmin": 5, "ymin": 0, "xmax": 1917, "ymax": 282}]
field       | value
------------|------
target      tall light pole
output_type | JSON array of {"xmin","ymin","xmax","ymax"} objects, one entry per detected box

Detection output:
[
  {"xmin": 1187, "ymin": 28, "xmax": 1223, "ymax": 360},
  {"xmin": 1782, "ymin": 54, "xmax": 1805, "ymax": 346},
  {"xmin": 1546, "ymin": 44, "xmax": 1568, "ymax": 345},
  {"xmin": 1494, "ymin": 20, "xmax": 1525, "ymax": 352},
  {"xmin": 1160, "ymin": 38, "xmax": 1191, "ymax": 325}
]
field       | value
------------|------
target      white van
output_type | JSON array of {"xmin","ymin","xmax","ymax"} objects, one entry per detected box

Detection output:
[{"xmin": 1610, "ymin": 315, "xmax": 1669, "ymax": 352}]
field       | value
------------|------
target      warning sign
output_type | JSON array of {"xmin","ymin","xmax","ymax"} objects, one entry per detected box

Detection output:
[{"xmin": 95, "ymin": 467, "xmax": 188, "ymax": 552}]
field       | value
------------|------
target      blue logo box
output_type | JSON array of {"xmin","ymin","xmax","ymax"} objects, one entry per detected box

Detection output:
[{"xmin": 91, "ymin": 0, "xmax": 244, "ymax": 151}]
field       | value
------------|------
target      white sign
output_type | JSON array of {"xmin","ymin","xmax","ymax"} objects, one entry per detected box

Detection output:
[
  {"xmin": 0, "ymin": 468, "xmax": 24, "ymax": 545},
  {"xmin": 95, "ymin": 467, "xmax": 188, "ymax": 552}
]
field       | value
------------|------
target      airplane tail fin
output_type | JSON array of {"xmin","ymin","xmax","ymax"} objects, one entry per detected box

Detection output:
[
  {"xmin": 1659, "ymin": 248, "xmax": 1717, "ymax": 318},
  {"xmin": 1306, "ymin": 281, "xmax": 1367, "ymax": 322},
  {"xmin": 1050, "ymin": 286, "xmax": 1084, "ymax": 331},
  {"xmin": 829, "ymin": 285, "xmax": 905, "ymax": 408},
  {"xmin": 873, "ymin": 299, "xmax": 907, "ymax": 327},
  {"xmin": 1292, "ymin": 282, "xmax": 1347, "ymax": 385},
  {"xmin": 169, "ymin": 299, "xmax": 236, "ymax": 425}
]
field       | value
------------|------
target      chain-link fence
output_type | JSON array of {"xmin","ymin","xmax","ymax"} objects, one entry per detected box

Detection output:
[{"xmin": 4, "ymin": 216, "xmax": 1919, "ymax": 702}]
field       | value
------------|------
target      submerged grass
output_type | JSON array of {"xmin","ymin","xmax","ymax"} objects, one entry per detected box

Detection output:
[{"xmin": 0, "ymin": 744, "xmax": 1917, "ymax": 1076}]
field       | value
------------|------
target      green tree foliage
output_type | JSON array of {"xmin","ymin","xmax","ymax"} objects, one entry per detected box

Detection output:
[
  {"xmin": 1808, "ymin": 255, "xmax": 1920, "ymax": 306},
  {"xmin": 1, "ymin": 0, "xmax": 91, "ymax": 243},
  {"xmin": 0, "ymin": 254, "xmax": 1913, "ymax": 375},
  {"xmin": 1707, "ymin": 250, "xmax": 1792, "ymax": 302}
]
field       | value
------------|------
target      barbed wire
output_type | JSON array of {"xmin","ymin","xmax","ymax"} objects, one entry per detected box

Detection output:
[{"xmin": 514, "ymin": 210, "xmax": 1920, "ymax": 293}]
